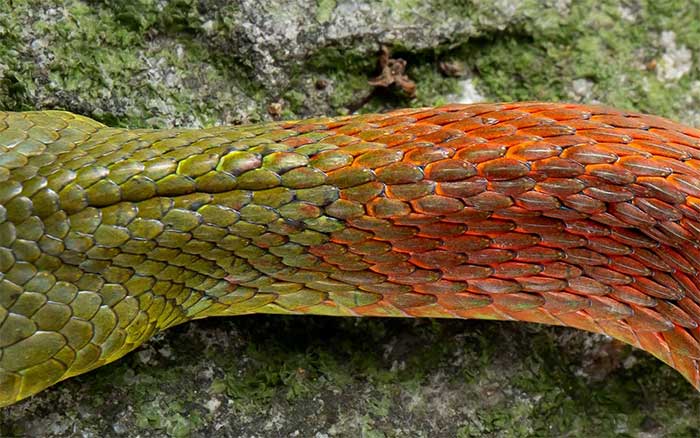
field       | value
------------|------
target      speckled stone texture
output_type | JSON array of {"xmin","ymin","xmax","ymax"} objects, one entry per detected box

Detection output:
[{"xmin": 1, "ymin": 0, "xmax": 700, "ymax": 437}]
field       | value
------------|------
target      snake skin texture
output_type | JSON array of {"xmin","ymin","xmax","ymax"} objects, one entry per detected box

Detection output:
[{"xmin": 2, "ymin": 102, "xmax": 700, "ymax": 407}]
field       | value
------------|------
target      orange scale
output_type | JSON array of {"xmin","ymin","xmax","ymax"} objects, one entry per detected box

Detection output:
[
  {"xmin": 597, "ymin": 142, "xmax": 654, "ymax": 158},
  {"xmin": 387, "ymin": 269, "xmax": 441, "ymax": 285},
  {"xmin": 504, "ymin": 116, "xmax": 556, "ymax": 130},
  {"xmin": 518, "ymin": 124, "xmax": 576, "ymax": 138},
  {"xmin": 452, "ymin": 304, "xmax": 513, "ymax": 321},
  {"xmin": 489, "ymin": 205, "xmax": 542, "ymax": 220},
  {"xmin": 656, "ymin": 247, "xmax": 697, "ymax": 274},
  {"xmin": 491, "ymin": 261, "xmax": 543, "ymax": 278},
  {"xmin": 597, "ymin": 319, "xmax": 642, "ymax": 348},
  {"xmin": 441, "ymin": 264, "xmax": 493, "ymax": 281},
  {"xmin": 371, "ymin": 224, "xmax": 418, "ymax": 240},
  {"xmin": 610, "ymin": 228, "xmax": 657, "ymax": 248},
  {"xmin": 553, "ymin": 310, "xmax": 605, "ymax": 335},
  {"xmin": 372, "ymin": 116, "xmax": 416, "ymax": 128},
  {"xmin": 635, "ymin": 331, "xmax": 674, "ymax": 364},
  {"xmin": 391, "ymin": 213, "xmax": 441, "ymax": 226},
  {"xmin": 392, "ymin": 237, "xmax": 440, "ymax": 253},
  {"xmin": 579, "ymin": 128, "xmax": 633, "ymax": 143},
  {"xmin": 565, "ymin": 248, "xmax": 609, "ymax": 266},
  {"xmin": 417, "ymin": 221, "xmax": 467, "ymax": 238},
  {"xmin": 679, "ymin": 298, "xmax": 700, "ymax": 324},
  {"xmin": 542, "ymin": 208, "xmax": 586, "ymax": 221},
  {"xmin": 635, "ymin": 276, "xmax": 682, "ymax": 300},
  {"xmin": 586, "ymin": 296, "xmax": 634, "ymax": 321},
  {"xmin": 586, "ymin": 237, "xmax": 632, "ymax": 256},
  {"xmin": 628, "ymin": 139, "xmax": 691, "ymax": 160},
  {"xmin": 467, "ymin": 278, "xmax": 521, "ymax": 295},
  {"xmin": 649, "ymin": 127, "xmax": 700, "ymax": 147},
  {"xmin": 363, "ymin": 251, "xmax": 407, "ymax": 265},
  {"xmin": 618, "ymin": 156, "xmax": 673, "ymax": 177},
  {"xmin": 491, "ymin": 177, "xmax": 538, "ymax": 196},
  {"xmin": 614, "ymin": 127, "xmax": 666, "ymax": 142},
  {"xmin": 516, "ymin": 276, "xmax": 567, "ymax": 292},
  {"xmin": 409, "ymin": 109, "xmax": 452, "ymax": 121},
  {"xmin": 419, "ymin": 111, "xmax": 474, "ymax": 126},
  {"xmin": 546, "ymin": 134, "xmax": 596, "ymax": 147},
  {"xmin": 540, "ymin": 291, "xmax": 591, "ymax": 315},
  {"xmin": 437, "ymin": 292, "xmax": 492, "ymax": 312},
  {"xmin": 439, "ymin": 135, "xmax": 485, "ymax": 151},
  {"xmin": 637, "ymin": 177, "xmax": 687, "ymax": 204},
  {"xmin": 631, "ymin": 249, "xmax": 673, "ymax": 272},
  {"xmin": 540, "ymin": 261, "xmax": 582, "ymax": 279},
  {"xmin": 538, "ymin": 232, "xmax": 587, "ymax": 249},
  {"xmin": 352, "ymin": 300, "xmax": 409, "ymax": 317},
  {"xmin": 565, "ymin": 219, "xmax": 610, "ymax": 237},
  {"xmin": 532, "ymin": 107, "xmax": 591, "ymax": 121},
  {"xmin": 608, "ymin": 202, "xmax": 657, "ymax": 227},
  {"xmin": 679, "ymin": 247, "xmax": 700, "ymax": 273},
  {"xmin": 403, "ymin": 304, "xmax": 459, "ymax": 318},
  {"xmin": 505, "ymin": 140, "xmax": 562, "ymax": 161},
  {"xmin": 514, "ymin": 191, "xmax": 560, "ymax": 211},
  {"xmin": 582, "ymin": 266, "xmax": 632, "ymax": 285},
  {"xmin": 656, "ymin": 221, "xmax": 696, "ymax": 246},
  {"xmin": 561, "ymin": 143, "xmax": 618, "ymax": 164},
  {"xmin": 367, "ymin": 261, "xmax": 415, "ymax": 276},
  {"xmin": 332, "ymin": 123, "xmax": 379, "ymax": 137},
  {"xmin": 443, "ymin": 118, "xmax": 490, "ymax": 133},
  {"xmin": 478, "ymin": 157, "xmax": 530, "ymax": 181},
  {"xmin": 562, "ymin": 194, "xmax": 606, "ymax": 215},
  {"xmin": 656, "ymin": 300, "xmax": 698, "ymax": 329},
  {"xmin": 515, "ymin": 246, "xmax": 565, "ymax": 263},
  {"xmin": 453, "ymin": 142, "xmax": 507, "ymax": 164},
  {"xmin": 506, "ymin": 307, "xmax": 565, "ymax": 326},
  {"xmin": 669, "ymin": 175, "xmax": 700, "ymax": 199},
  {"xmin": 506, "ymin": 102, "xmax": 569, "ymax": 112},
  {"xmin": 583, "ymin": 184, "xmax": 635, "ymax": 203},
  {"xmin": 413, "ymin": 279, "xmax": 468, "ymax": 294},
  {"xmin": 468, "ymin": 124, "xmax": 518, "ymax": 140},
  {"xmin": 587, "ymin": 163, "xmax": 636, "ymax": 185},
  {"xmin": 663, "ymin": 326, "xmax": 700, "ymax": 359},
  {"xmin": 466, "ymin": 220, "xmax": 515, "ymax": 234},
  {"xmin": 409, "ymin": 250, "xmax": 467, "ymax": 269},
  {"xmin": 415, "ymin": 128, "xmax": 465, "ymax": 145},
  {"xmin": 590, "ymin": 114, "xmax": 649, "ymax": 129},
  {"xmin": 282, "ymin": 136, "xmax": 316, "ymax": 147},
  {"xmin": 479, "ymin": 109, "xmax": 531, "ymax": 123},
  {"xmin": 609, "ymin": 257, "xmax": 652, "ymax": 277},
  {"xmin": 386, "ymin": 291, "xmax": 438, "ymax": 309},
  {"xmin": 403, "ymin": 144, "xmax": 452, "ymax": 166},
  {"xmin": 669, "ymin": 352, "xmax": 700, "ymax": 389},
  {"xmin": 440, "ymin": 235, "xmax": 491, "ymax": 253},
  {"xmin": 322, "ymin": 134, "xmax": 361, "ymax": 146},
  {"xmin": 396, "ymin": 123, "xmax": 442, "ymax": 137},
  {"xmin": 565, "ymin": 276, "xmax": 611, "ymax": 296},
  {"xmin": 489, "ymin": 232, "xmax": 540, "ymax": 250},
  {"xmin": 611, "ymin": 285, "xmax": 657, "ymax": 307},
  {"xmin": 468, "ymin": 248, "xmax": 516, "ymax": 265},
  {"xmin": 437, "ymin": 179, "xmax": 488, "ymax": 198},
  {"xmin": 634, "ymin": 198, "xmax": 683, "ymax": 222},
  {"xmin": 492, "ymin": 134, "xmax": 542, "ymax": 147},
  {"xmin": 424, "ymin": 159, "xmax": 478, "ymax": 182},
  {"xmin": 491, "ymin": 292, "xmax": 545, "ymax": 311},
  {"xmin": 370, "ymin": 133, "xmax": 416, "ymax": 148}
]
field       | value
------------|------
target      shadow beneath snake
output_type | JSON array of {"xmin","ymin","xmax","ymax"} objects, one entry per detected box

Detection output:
[{"xmin": 1, "ymin": 316, "xmax": 699, "ymax": 436}]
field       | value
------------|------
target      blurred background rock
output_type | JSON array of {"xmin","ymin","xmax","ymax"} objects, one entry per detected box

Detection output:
[{"xmin": 1, "ymin": 1, "xmax": 699, "ymax": 436}]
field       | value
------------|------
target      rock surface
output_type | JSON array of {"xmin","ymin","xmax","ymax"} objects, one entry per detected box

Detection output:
[{"xmin": 1, "ymin": 0, "xmax": 700, "ymax": 436}]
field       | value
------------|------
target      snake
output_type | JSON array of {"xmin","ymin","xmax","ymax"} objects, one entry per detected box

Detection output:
[{"xmin": 2, "ymin": 101, "xmax": 700, "ymax": 407}]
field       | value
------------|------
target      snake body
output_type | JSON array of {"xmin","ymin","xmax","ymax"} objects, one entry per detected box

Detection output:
[{"xmin": 2, "ymin": 102, "xmax": 700, "ymax": 407}]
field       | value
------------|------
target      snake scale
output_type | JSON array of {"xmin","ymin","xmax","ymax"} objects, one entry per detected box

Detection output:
[{"xmin": 2, "ymin": 101, "xmax": 700, "ymax": 407}]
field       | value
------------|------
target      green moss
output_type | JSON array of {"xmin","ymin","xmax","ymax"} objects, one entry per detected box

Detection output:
[{"xmin": 316, "ymin": 0, "xmax": 337, "ymax": 23}]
